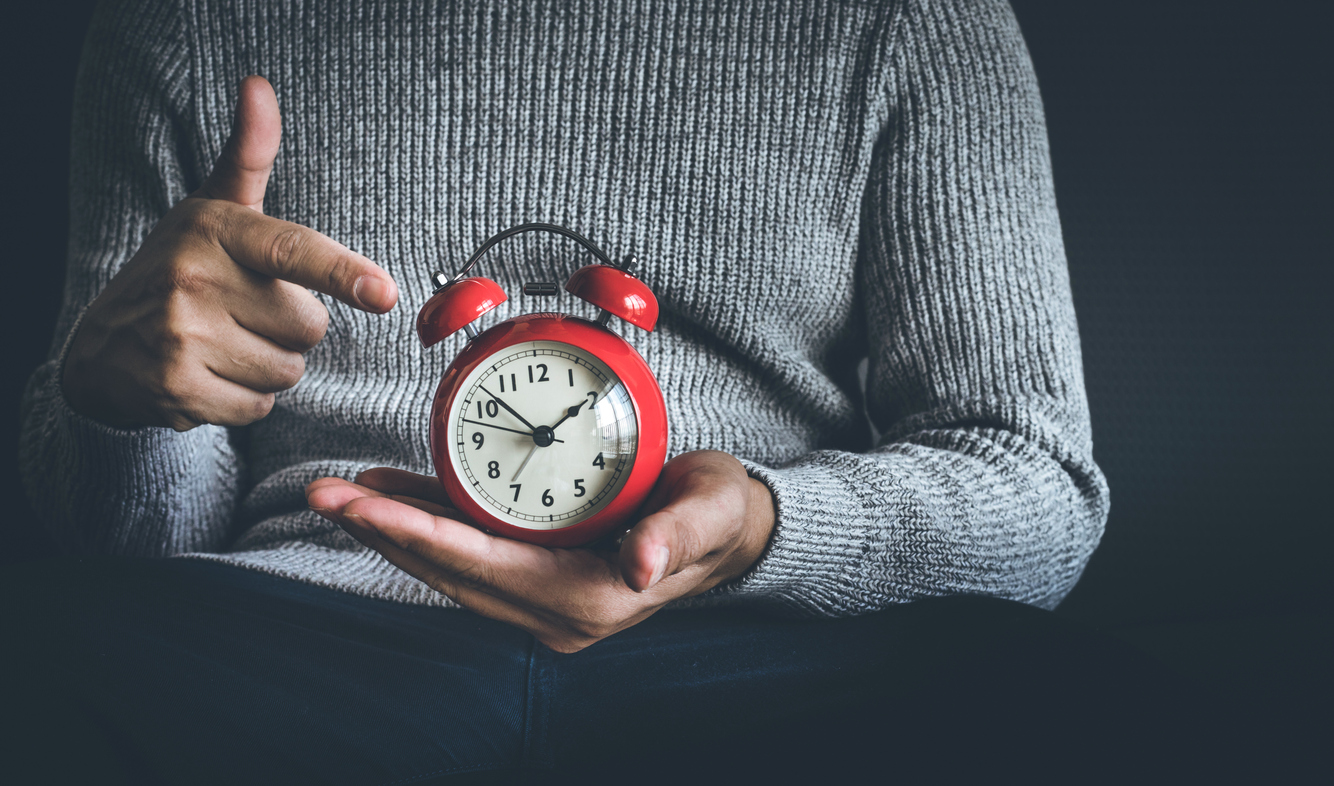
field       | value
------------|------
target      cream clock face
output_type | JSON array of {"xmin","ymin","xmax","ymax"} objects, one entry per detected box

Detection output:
[{"xmin": 446, "ymin": 340, "xmax": 639, "ymax": 530}]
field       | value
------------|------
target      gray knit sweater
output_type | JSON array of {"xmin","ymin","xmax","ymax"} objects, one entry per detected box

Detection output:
[{"xmin": 21, "ymin": 0, "xmax": 1108, "ymax": 616}]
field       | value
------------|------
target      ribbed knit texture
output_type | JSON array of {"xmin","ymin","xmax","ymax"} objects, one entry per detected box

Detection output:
[{"xmin": 21, "ymin": 0, "xmax": 1107, "ymax": 615}]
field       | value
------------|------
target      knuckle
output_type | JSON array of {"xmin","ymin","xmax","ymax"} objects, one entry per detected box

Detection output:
[
  {"xmin": 452, "ymin": 540, "xmax": 502, "ymax": 589},
  {"xmin": 248, "ymin": 393, "xmax": 276, "ymax": 422},
  {"xmin": 180, "ymin": 199, "xmax": 226, "ymax": 237},
  {"xmin": 153, "ymin": 355, "xmax": 196, "ymax": 402},
  {"xmin": 273, "ymin": 352, "xmax": 306, "ymax": 389},
  {"xmin": 321, "ymin": 252, "xmax": 360, "ymax": 299},
  {"xmin": 291, "ymin": 301, "xmax": 330, "ymax": 350},
  {"xmin": 163, "ymin": 260, "xmax": 214, "ymax": 297},
  {"xmin": 156, "ymin": 312, "xmax": 208, "ymax": 366},
  {"xmin": 675, "ymin": 522, "xmax": 708, "ymax": 564},
  {"xmin": 174, "ymin": 314, "xmax": 214, "ymax": 348},
  {"xmin": 264, "ymin": 229, "xmax": 308, "ymax": 278},
  {"xmin": 455, "ymin": 558, "xmax": 493, "ymax": 590},
  {"xmin": 164, "ymin": 390, "xmax": 208, "ymax": 430},
  {"xmin": 573, "ymin": 622, "xmax": 611, "ymax": 642},
  {"xmin": 426, "ymin": 575, "xmax": 461, "ymax": 600},
  {"xmin": 563, "ymin": 606, "xmax": 615, "ymax": 641}
]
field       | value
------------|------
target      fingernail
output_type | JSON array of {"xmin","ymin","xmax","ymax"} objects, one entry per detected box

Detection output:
[
  {"xmin": 343, "ymin": 511, "xmax": 367, "ymax": 528},
  {"xmin": 648, "ymin": 545, "xmax": 670, "ymax": 588},
  {"xmin": 354, "ymin": 275, "xmax": 390, "ymax": 311}
]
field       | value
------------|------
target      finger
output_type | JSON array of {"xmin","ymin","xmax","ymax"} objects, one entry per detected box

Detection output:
[
  {"xmin": 619, "ymin": 466, "xmax": 748, "ymax": 592},
  {"xmin": 337, "ymin": 499, "xmax": 645, "ymax": 652},
  {"xmin": 202, "ymin": 324, "xmax": 306, "ymax": 393},
  {"xmin": 229, "ymin": 277, "xmax": 330, "ymax": 352},
  {"xmin": 164, "ymin": 371, "xmax": 276, "ymax": 429},
  {"xmin": 340, "ymin": 495, "xmax": 559, "ymax": 601},
  {"xmin": 218, "ymin": 207, "xmax": 398, "ymax": 313},
  {"xmin": 306, "ymin": 477, "xmax": 458, "ymax": 519},
  {"xmin": 336, "ymin": 511, "xmax": 550, "ymax": 636},
  {"xmin": 196, "ymin": 76, "xmax": 281, "ymax": 211},
  {"xmin": 354, "ymin": 467, "xmax": 453, "ymax": 506}
]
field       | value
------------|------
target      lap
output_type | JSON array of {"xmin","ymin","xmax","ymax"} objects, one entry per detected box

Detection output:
[
  {"xmin": 5, "ymin": 556, "xmax": 535, "ymax": 784},
  {"xmin": 1, "ymin": 556, "xmax": 1242, "ymax": 784}
]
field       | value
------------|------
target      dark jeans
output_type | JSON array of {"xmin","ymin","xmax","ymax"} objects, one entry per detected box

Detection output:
[{"xmin": 2, "ymin": 557, "xmax": 1253, "ymax": 784}]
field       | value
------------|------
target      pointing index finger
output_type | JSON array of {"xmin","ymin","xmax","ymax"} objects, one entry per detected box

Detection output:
[{"xmin": 219, "ymin": 206, "xmax": 398, "ymax": 312}]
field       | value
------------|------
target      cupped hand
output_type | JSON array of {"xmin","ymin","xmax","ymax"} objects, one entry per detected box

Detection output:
[
  {"xmin": 306, "ymin": 450, "xmax": 776, "ymax": 653},
  {"xmin": 62, "ymin": 75, "xmax": 398, "ymax": 431}
]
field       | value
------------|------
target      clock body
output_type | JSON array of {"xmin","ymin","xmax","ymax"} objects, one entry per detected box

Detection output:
[{"xmin": 428, "ymin": 313, "xmax": 668, "ymax": 546}]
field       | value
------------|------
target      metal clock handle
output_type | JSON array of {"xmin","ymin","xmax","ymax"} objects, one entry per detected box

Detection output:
[
  {"xmin": 436, "ymin": 223, "xmax": 631, "ymax": 290},
  {"xmin": 416, "ymin": 224, "xmax": 656, "ymax": 348}
]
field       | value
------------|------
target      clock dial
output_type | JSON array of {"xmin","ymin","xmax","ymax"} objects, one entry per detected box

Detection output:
[{"xmin": 446, "ymin": 340, "xmax": 639, "ymax": 531}]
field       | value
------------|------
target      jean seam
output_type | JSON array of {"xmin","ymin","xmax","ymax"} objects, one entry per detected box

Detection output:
[
  {"xmin": 521, "ymin": 637, "xmax": 553, "ymax": 769},
  {"xmin": 378, "ymin": 637, "xmax": 547, "ymax": 786}
]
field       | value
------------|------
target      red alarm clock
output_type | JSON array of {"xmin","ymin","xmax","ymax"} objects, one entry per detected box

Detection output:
[{"xmin": 416, "ymin": 224, "xmax": 668, "ymax": 547}]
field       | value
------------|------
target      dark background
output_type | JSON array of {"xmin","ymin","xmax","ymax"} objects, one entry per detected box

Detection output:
[{"xmin": 4, "ymin": 0, "xmax": 1331, "ymax": 748}]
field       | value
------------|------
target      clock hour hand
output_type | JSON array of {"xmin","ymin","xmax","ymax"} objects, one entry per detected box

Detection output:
[
  {"xmin": 462, "ymin": 418, "xmax": 565, "ymax": 443},
  {"xmin": 478, "ymin": 385, "xmax": 539, "ymax": 432},
  {"xmin": 547, "ymin": 400, "xmax": 587, "ymax": 433}
]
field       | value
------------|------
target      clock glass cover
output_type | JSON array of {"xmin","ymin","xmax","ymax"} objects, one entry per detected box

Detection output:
[{"xmin": 446, "ymin": 340, "xmax": 639, "ymax": 530}]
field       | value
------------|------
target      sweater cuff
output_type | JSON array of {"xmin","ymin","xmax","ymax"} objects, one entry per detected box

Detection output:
[
  {"xmin": 43, "ymin": 307, "xmax": 178, "ymax": 444},
  {"xmin": 685, "ymin": 455, "xmax": 881, "ymax": 617},
  {"xmin": 20, "ymin": 309, "xmax": 234, "ymax": 554}
]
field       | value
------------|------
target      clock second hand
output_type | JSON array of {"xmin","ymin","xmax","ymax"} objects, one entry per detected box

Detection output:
[
  {"xmin": 512, "ymin": 401, "xmax": 585, "ymax": 483},
  {"xmin": 511, "ymin": 442, "xmax": 540, "ymax": 482},
  {"xmin": 511, "ymin": 401, "xmax": 586, "ymax": 482}
]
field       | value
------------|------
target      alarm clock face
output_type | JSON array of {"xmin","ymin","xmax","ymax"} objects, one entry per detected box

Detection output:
[{"xmin": 445, "ymin": 340, "xmax": 639, "ymax": 531}]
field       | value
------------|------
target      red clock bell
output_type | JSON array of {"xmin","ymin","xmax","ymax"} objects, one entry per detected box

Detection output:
[{"xmin": 416, "ymin": 224, "xmax": 668, "ymax": 547}]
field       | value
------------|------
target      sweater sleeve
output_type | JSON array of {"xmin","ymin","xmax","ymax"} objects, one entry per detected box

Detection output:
[
  {"xmin": 19, "ymin": 0, "xmax": 243, "ymax": 556},
  {"xmin": 702, "ymin": 0, "xmax": 1109, "ymax": 615}
]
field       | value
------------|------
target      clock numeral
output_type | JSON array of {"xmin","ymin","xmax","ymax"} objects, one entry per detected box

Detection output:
[
  {"xmin": 574, "ymin": 479, "xmax": 586, "ymax": 497},
  {"xmin": 511, "ymin": 373, "xmax": 517, "ymax": 391},
  {"xmin": 568, "ymin": 369, "xmax": 574, "ymax": 386},
  {"xmin": 586, "ymin": 391, "xmax": 598, "ymax": 408},
  {"xmin": 484, "ymin": 400, "xmax": 499, "ymax": 418},
  {"xmin": 528, "ymin": 363, "xmax": 549, "ymax": 383},
  {"xmin": 488, "ymin": 461, "xmax": 500, "ymax": 479},
  {"xmin": 472, "ymin": 432, "xmax": 484, "ymax": 450},
  {"xmin": 509, "ymin": 484, "xmax": 521, "ymax": 502},
  {"xmin": 592, "ymin": 453, "xmax": 606, "ymax": 470},
  {"xmin": 541, "ymin": 489, "xmax": 554, "ymax": 507},
  {"xmin": 499, "ymin": 375, "xmax": 505, "ymax": 393}
]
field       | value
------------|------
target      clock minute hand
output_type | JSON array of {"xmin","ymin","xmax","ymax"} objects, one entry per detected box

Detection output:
[
  {"xmin": 461, "ymin": 418, "xmax": 565, "ymax": 443},
  {"xmin": 478, "ymin": 385, "xmax": 538, "ymax": 432}
]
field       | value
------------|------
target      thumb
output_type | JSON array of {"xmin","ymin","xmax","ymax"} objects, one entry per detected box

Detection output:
[
  {"xmin": 197, "ymin": 75, "xmax": 281, "ymax": 211},
  {"xmin": 619, "ymin": 466, "xmax": 748, "ymax": 593}
]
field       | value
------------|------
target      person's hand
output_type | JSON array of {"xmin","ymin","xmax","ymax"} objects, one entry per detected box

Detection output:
[
  {"xmin": 305, "ymin": 450, "xmax": 777, "ymax": 653},
  {"xmin": 61, "ymin": 75, "xmax": 398, "ymax": 431}
]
